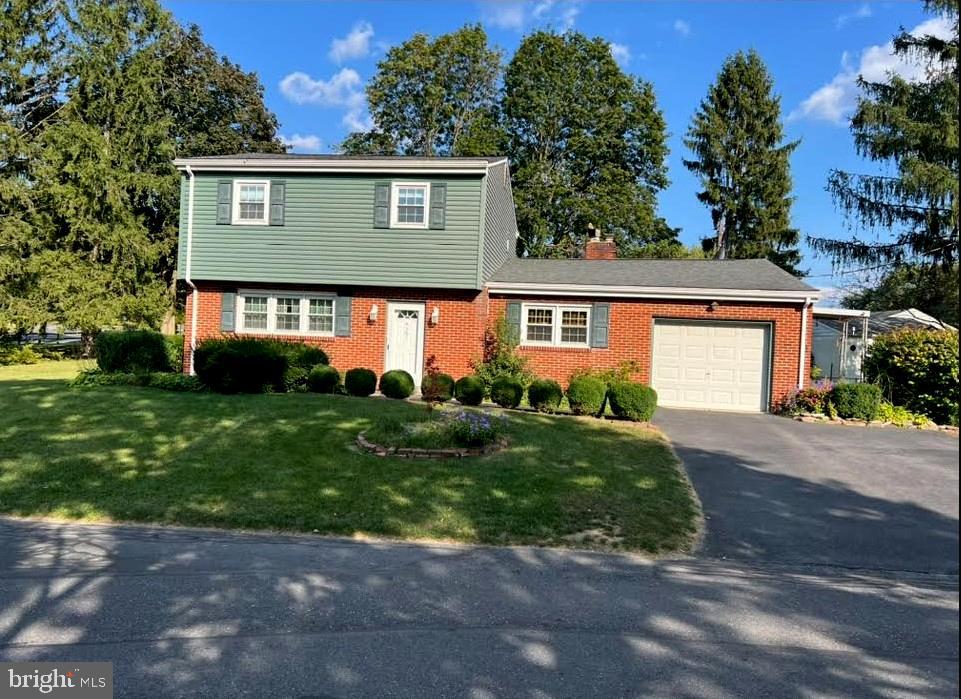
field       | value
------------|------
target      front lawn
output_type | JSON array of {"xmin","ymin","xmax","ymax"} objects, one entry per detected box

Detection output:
[{"xmin": 0, "ymin": 362, "xmax": 700, "ymax": 553}]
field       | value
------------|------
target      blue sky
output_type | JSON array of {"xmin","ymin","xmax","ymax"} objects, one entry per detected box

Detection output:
[{"xmin": 165, "ymin": 1, "xmax": 950, "ymax": 295}]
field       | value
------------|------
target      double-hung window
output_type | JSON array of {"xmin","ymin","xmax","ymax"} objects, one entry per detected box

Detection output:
[
  {"xmin": 521, "ymin": 304, "xmax": 591, "ymax": 348},
  {"xmin": 390, "ymin": 182, "xmax": 429, "ymax": 229},
  {"xmin": 237, "ymin": 291, "xmax": 336, "ymax": 336},
  {"xmin": 232, "ymin": 180, "xmax": 269, "ymax": 225}
]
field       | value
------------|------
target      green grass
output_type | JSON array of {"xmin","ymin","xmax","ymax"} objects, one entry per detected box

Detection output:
[{"xmin": 0, "ymin": 362, "xmax": 700, "ymax": 553}]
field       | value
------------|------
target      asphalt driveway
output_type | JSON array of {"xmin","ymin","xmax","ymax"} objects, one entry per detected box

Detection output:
[{"xmin": 655, "ymin": 409, "xmax": 960, "ymax": 573}]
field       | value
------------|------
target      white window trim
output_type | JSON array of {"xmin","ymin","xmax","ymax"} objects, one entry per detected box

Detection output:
[
  {"xmin": 236, "ymin": 289, "xmax": 336, "ymax": 337},
  {"xmin": 520, "ymin": 303, "xmax": 592, "ymax": 348},
  {"xmin": 231, "ymin": 180, "xmax": 270, "ymax": 226},
  {"xmin": 390, "ymin": 181, "xmax": 430, "ymax": 229}
]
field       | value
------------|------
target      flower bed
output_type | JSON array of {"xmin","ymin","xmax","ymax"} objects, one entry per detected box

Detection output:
[{"xmin": 358, "ymin": 408, "xmax": 509, "ymax": 458}]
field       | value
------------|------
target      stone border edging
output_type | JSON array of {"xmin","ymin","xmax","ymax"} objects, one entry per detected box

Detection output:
[
  {"xmin": 356, "ymin": 431, "xmax": 506, "ymax": 458},
  {"xmin": 792, "ymin": 413, "xmax": 959, "ymax": 435}
]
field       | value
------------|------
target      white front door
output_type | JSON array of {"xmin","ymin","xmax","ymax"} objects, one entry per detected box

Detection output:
[
  {"xmin": 651, "ymin": 320, "xmax": 771, "ymax": 412},
  {"xmin": 385, "ymin": 302, "xmax": 426, "ymax": 387}
]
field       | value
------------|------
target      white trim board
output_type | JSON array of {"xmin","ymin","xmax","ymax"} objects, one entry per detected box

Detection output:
[{"xmin": 487, "ymin": 282, "xmax": 819, "ymax": 303}]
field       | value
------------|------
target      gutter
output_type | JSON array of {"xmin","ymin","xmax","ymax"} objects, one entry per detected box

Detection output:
[
  {"xmin": 485, "ymin": 281, "xmax": 819, "ymax": 304},
  {"xmin": 184, "ymin": 165, "xmax": 198, "ymax": 375},
  {"xmin": 172, "ymin": 157, "xmax": 505, "ymax": 175},
  {"xmin": 798, "ymin": 297, "xmax": 814, "ymax": 388}
]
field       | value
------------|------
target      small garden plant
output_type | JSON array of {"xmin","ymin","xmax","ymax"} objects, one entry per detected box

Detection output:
[{"xmin": 365, "ymin": 408, "xmax": 508, "ymax": 451}]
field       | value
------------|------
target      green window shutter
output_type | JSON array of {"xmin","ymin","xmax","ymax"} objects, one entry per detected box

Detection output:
[
  {"xmin": 221, "ymin": 291, "xmax": 237, "ymax": 331},
  {"xmin": 269, "ymin": 180, "xmax": 286, "ymax": 226},
  {"xmin": 590, "ymin": 302, "xmax": 610, "ymax": 348},
  {"xmin": 428, "ymin": 182, "xmax": 447, "ymax": 229},
  {"xmin": 334, "ymin": 295, "xmax": 352, "ymax": 337},
  {"xmin": 216, "ymin": 180, "xmax": 232, "ymax": 224},
  {"xmin": 505, "ymin": 301, "xmax": 521, "ymax": 344},
  {"xmin": 373, "ymin": 182, "xmax": 390, "ymax": 228}
]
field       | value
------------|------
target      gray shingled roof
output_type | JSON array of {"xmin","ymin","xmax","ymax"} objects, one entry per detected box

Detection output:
[
  {"xmin": 489, "ymin": 258, "xmax": 817, "ymax": 292},
  {"xmin": 184, "ymin": 153, "xmax": 507, "ymax": 163}
]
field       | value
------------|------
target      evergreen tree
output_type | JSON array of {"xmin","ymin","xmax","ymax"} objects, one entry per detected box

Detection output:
[
  {"xmin": 684, "ymin": 49, "xmax": 802, "ymax": 274},
  {"xmin": 342, "ymin": 24, "xmax": 502, "ymax": 157},
  {"xmin": 810, "ymin": 1, "xmax": 958, "ymax": 279},
  {"xmin": 503, "ymin": 32, "xmax": 675, "ymax": 257},
  {"xmin": 0, "ymin": 0, "xmax": 65, "ymax": 334}
]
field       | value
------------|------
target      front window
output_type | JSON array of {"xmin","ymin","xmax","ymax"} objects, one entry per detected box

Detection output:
[
  {"xmin": 391, "ymin": 182, "xmax": 429, "ymax": 228},
  {"xmin": 521, "ymin": 304, "xmax": 591, "ymax": 348},
  {"xmin": 237, "ymin": 292, "xmax": 336, "ymax": 336},
  {"xmin": 233, "ymin": 181, "xmax": 269, "ymax": 224}
]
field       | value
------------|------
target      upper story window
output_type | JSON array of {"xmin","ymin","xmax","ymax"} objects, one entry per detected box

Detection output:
[
  {"xmin": 391, "ymin": 182, "xmax": 430, "ymax": 229},
  {"xmin": 521, "ymin": 303, "xmax": 591, "ymax": 348},
  {"xmin": 232, "ymin": 180, "xmax": 270, "ymax": 225}
]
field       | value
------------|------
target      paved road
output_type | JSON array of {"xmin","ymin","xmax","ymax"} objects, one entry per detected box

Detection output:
[
  {"xmin": 0, "ymin": 518, "xmax": 957, "ymax": 698},
  {"xmin": 655, "ymin": 409, "xmax": 960, "ymax": 573}
]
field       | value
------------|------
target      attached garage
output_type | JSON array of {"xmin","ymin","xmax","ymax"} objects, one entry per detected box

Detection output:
[{"xmin": 651, "ymin": 320, "xmax": 772, "ymax": 412}]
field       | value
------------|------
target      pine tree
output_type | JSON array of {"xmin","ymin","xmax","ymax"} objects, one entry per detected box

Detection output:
[
  {"xmin": 503, "ymin": 31, "xmax": 675, "ymax": 257},
  {"xmin": 809, "ymin": 0, "xmax": 958, "ymax": 276},
  {"xmin": 684, "ymin": 49, "xmax": 802, "ymax": 274}
]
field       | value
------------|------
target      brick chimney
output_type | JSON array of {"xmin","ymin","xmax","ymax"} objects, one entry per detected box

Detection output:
[{"xmin": 583, "ymin": 223, "xmax": 617, "ymax": 260}]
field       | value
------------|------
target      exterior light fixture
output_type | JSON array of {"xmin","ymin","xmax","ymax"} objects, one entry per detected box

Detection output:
[
  {"xmin": 709, "ymin": 301, "xmax": 720, "ymax": 312},
  {"xmin": 369, "ymin": 304, "xmax": 379, "ymax": 322},
  {"xmin": 430, "ymin": 306, "xmax": 440, "ymax": 325}
]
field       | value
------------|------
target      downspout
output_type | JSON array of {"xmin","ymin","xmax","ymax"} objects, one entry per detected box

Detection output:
[
  {"xmin": 184, "ymin": 165, "xmax": 198, "ymax": 375},
  {"xmin": 798, "ymin": 297, "xmax": 813, "ymax": 388}
]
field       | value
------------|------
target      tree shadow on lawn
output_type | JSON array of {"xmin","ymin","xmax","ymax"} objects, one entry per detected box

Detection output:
[
  {"xmin": 0, "ymin": 515, "xmax": 957, "ymax": 697},
  {"xmin": 0, "ymin": 380, "xmax": 698, "ymax": 553}
]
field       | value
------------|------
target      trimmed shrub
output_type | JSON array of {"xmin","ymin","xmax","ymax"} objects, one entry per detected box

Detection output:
[
  {"xmin": 283, "ymin": 343, "xmax": 329, "ymax": 370},
  {"xmin": 345, "ymin": 367, "xmax": 377, "ymax": 397},
  {"xmin": 0, "ymin": 344, "xmax": 41, "ymax": 366},
  {"xmin": 307, "ymin": 365, "xmax": 340, "ymax": 393},
  {"xmin": 607, "ymin": 381, "xmax": 658, "ymax": 422},
  {"xmin": 95, "ymin": 330, "xmax": 171, "ymax": 373},
  {"xmin": 283, "ymin": 366, "xmax": 310, "ymax": 393},
  {"xmin": 454, "ymin": 375, "xmax": 485, "ymax": 406},
  {"xmin": 527, "ymin": 378, "xmax": 563, "ymax": 413},
  {"xmin": 421, "ymin": 372, "xmax": 455, "ymax": 402},
  {"xmin": 380, "ymin": 370, "xmax": 415, "ymax": 399},
  {"xmin": 490, "ymin": 375, "xmax": 523, "ymax": 409},
  {"xmin": 864, "ymin": 328, "xmax": 959, "ymax": 425},
  {"xmin": 145, "ymin": 372, "xmax": 204, "ymax": 392},
  {"xmin": 193, "ymin": 338, "xmax": 287, "ymax": 394},
  {"xmin": 566, "ymin": 375, "xmax": 607, "ymax": 416},
  {"xmin": 70, "ymin": 370, "xmax": 203, "ymax": 392},
  {"xmin": 830, "ymin": 382, "xmax": 882, "ymax": 421}
]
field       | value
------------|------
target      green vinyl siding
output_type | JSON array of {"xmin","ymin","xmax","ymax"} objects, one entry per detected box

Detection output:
[
  {"xmin": 178, "ymin": 173, "xmax": 484, "ymax": 289},
  {"xmin": 480, "ymin": 160, "xmax": 519, "ymax": 283}
]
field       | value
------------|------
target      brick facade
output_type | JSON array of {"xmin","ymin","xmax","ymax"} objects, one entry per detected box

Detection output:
[{"xmin": 184, "ymin": 283, "xmax": 812, "ymax": 411}]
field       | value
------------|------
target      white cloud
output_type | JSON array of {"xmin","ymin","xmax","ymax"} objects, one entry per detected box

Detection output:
[
  {"xmin": 329, "ymin": 21, "xmax": 375, "ymax": 64},
  {"xmin": 279, "ymin": 68, "xmax": 365, "ymax": 108},
  {"xmin": 481, "ymin": 0, "xmax": 582, "ymax": 33},
  {"xmin": 790, "ymin": 15, "xmax": 953, "ymax": 123},
  {"xmin": 342, "ymin": 109, "xmax": 373, "ymax": 133},
  {"xmin": 609, "ymin": 42, "xmax": 631, "ymax": 66},
  {"xmin": 673, "ymin": 19, "xmax": 691, "ymax": 37},
  {"xmin": 279, "ymin": 133, "xmax": 322, "ymax": 152},
  {"xmin": 836, "ymin": 3, "xmax": 872, "ymax": 29}
]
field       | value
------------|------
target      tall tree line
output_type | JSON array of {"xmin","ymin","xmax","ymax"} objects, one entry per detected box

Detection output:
[{"xmin": 0, "ymin": 0, "xmax": 283, "ymax": 341}]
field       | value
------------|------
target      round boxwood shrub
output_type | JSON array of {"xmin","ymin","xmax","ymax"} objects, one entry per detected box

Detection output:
[
  {"xmin": 566, "ymin": 375, "xmax": 608, "ymax": 416},
  {"xmin": 454, "ymin": 375, "xmax": 485, "ymax": 406},
  {"xmin": 527, "ymin": 378, "xmax": 563, "ymax": 413},
  {"xmin": 490, "ymin": 375, "xmax": 524, "ymax": 409},
  {"xmin": 380, "ymin": 370, "xmax": 415, "ymax": 399},
  {"xmin": 421, "ymin": 372, "xmax": 454, "ymax": 402},
  {"xmin": 345, "ymin": 367, "xmax": 377, "ymax": 397},
  {"xmin": 194, "ymin": 338, "xmax": 287, "ymax": 394},
  {"xmin": 284, "ymin": 343, "xmax": 329, "ymax": 370},
  {"xmin": 830, "ymin": 382, "xmax": 882, "ymax": 421},
  {"xmin": 307, "ymin": 365, "xmax": 340, "ymax": 393},
  {"xmin": 95, "ymin": 330, "xmax": 171, "ymax": 374},
  {"xmin": 607, "ymin": 381, "xmax": 658, "ymax": 422}
]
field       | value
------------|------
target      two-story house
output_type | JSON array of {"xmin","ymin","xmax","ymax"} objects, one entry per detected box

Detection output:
[{"xmin": 175, "ymin": 154, "xmax": 818, "ymax": 412}]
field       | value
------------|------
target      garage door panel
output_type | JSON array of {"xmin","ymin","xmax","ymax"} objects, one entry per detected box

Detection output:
[{"xmin": 652, "ymin": 321, "xmax": 771, "ymax": 412}]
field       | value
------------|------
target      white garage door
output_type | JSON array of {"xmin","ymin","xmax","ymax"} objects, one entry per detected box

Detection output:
[{"xmin": 651, "ymin": 320, "xmax": 771, "ymax": 412}]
